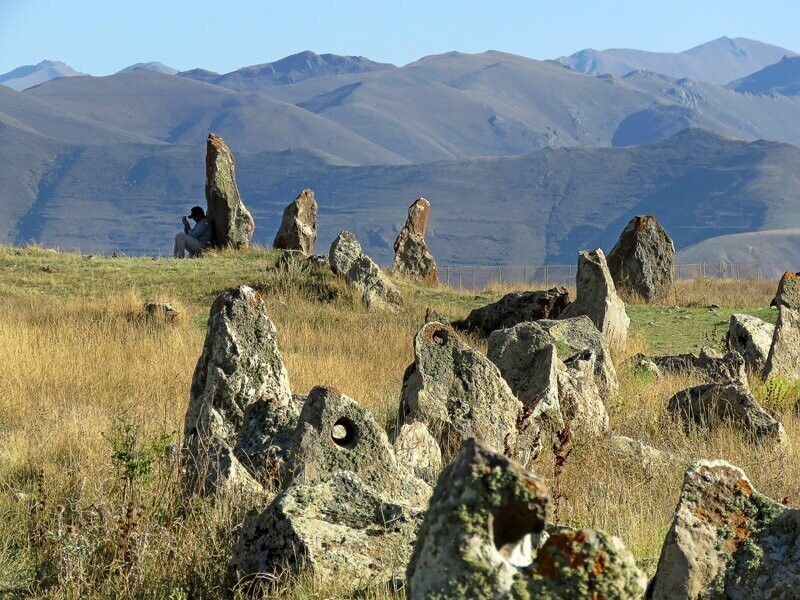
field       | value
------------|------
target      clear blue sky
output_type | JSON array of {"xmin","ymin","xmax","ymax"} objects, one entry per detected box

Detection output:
[{"xmin": 1, "ymin": 0, "xmax": 798, "ymax": 75}]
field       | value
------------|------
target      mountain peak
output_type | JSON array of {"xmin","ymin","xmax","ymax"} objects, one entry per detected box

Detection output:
[
  {"xmin": 117, "ymin": 61, "xmax": 178, "ymax": 75},
  {"xmin": 0, "ymin": 60, "xmax": 85, "ymax": 91}
]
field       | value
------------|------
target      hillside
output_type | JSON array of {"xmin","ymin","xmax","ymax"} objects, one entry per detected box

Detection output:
[{"xmin": 729, "ymin": 55, "xmax": 800, "ymax": 96}]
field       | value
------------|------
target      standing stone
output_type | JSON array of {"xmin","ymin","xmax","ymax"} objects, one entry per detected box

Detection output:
[
  {"xmin": 607, "ymin": 214, "xmax": 675, "ymax": 302},
  {"xmin": 329, "ymin": 231, "xmax": 403, "ymax": 311},
  {"xmin": 457, "ymin": 287, "xmax": 571, "ymax": 336},
  {"xmin": 392, "ymin": 198, "xmax": 437, "ymax": 282},
  {"xmin": 393, "ymin": 421, "xmax": 443, "ymax": 486},
  {"xmin": 764, "ymin": 271, "xmax": 800, "ymax": 380},
  {"xmin": 272, "ymin": 188, "xmax": 318, "ymax": 256},
  {"xmin": 182, "ymin": 286, "xmax": 296, "ymax": 496},
  {"xmin": 665, "ymin": 380, "xmax": 785, "ymax": 445},
  {"xmin": 560, "ymin": 249, "xmax": 629, "ymax": 350},
  {"xmin": 726, "ymin": 313, "xmax": 774, "ymax": 373},
  {"xmin": 205, "ymin": 133, "xmax": 255, "ymax": 248},
  {"xmin": 397, "ymin": 323, "xmax": 528, "ymax": 461},
  {"xmin": 648, "ymin": 460, "xmax": 800, "ymax": 599},
  {"xmin": 407, "ymin": 438, "xmax": 647, "ymax": 599}
]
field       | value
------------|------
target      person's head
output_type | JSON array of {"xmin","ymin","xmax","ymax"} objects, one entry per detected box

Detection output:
[{"xmin": 188, "ymin": 206, "xmax": 205, "ymax": 221}]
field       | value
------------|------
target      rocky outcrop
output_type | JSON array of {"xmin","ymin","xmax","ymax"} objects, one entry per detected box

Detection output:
[
  {"xmin": 232, "ymin": 472, "xmax": 423, "ymax": 592},
  {"xmin": 560, "ymin": 249, "xmax": 629, "ymax": 350},
  {"xmin": 393, "ymin": 421, "xmax": 443, "ymax": 486},
  {"xmin": 283, "ymin": 386, "xmax": 430, "ymax": 507},
  {"xmin": 665, "ymin": 380, "xmax": 785, "ymax": 445},
  {"xmin": 764, "ymin": 271, "xmax": 800, "ymax": 380},
  {"xmin": 329, "ymin": 230, "xmax": 403, "ymax": 311},
  {"xmin": 182, "ymin": 286, "xmax": 296, "ymax": 496},
  {"xmin": 607, "ymin": 214, "xmax": 675, "ymax": 302},
  {"xmin": 726, "ymin": 313, "xmax": 774, "ymax": 373},
  {"xmin": 204, "ymin": 133, "xmax": 254, "ymax": 248},
  {"xmin": 272, "ymin": 188, "xmax": 318, "ymax": 256},
  {"xmin": 392, "ymin": 198, "xmax": 437, "ymax": 282},
  {"xmin": 456, "ymin": 286, "xmax": 571, "ymax": 336},
  {"xmin": 645, "ymin": 348, "xmax": 748, "ymax": 385},
  {"xmin": 648, "ymin": 460, "xmax": 800, "ymax": 599},
  {"xmin": 397, "ymin": 323, "xmax": 530, "ymax": 462},
  {"xmin": 407, "ymin": 438, "xmax": 647, "ymax": 599}
]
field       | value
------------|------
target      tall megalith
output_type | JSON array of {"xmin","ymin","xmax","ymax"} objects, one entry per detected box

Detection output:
[{"xmin": 205, "ymin": 133, "xmax": 254, "ymax": 249}]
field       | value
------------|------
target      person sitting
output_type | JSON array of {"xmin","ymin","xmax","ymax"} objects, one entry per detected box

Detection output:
[{"xmin": 174, "ymin": 206, "xmax": 213, "ymax": 258}]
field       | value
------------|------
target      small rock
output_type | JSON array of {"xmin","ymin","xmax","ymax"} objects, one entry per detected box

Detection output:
[
  {"xmin": 764, "ymin": 271, "xmax": 800, "ymax": 380},
  {"xmin": 143, "ymin": 301, "xmax": 180, "ymax": 323},
  {"xmin": 423, "ymin": 306, "xmax": 450, "ymax": 326},
  {"xmin": 609, "ymin": 435, "xmax": 676, "ymax": 471}
]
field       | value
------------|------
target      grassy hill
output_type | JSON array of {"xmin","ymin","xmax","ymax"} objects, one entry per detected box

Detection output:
[{"xmin": 0, "ymin": 245, "xmax": 794, "ymax": 598}]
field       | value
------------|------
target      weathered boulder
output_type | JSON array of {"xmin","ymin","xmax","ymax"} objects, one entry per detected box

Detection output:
[
  {"xmin": 726, "ymin": 313, "xmax": 774, "ymax": 373},
  {"xmin": 143, "ymin": 301, "xmax": 179, "ymax": 323},
  {"xmin": 665, "ymin": 380, "xmax": 785, "ymax": 445},
  {"xmin": 232, "ymin": 471, "xmax": 423, "ymax": 592},
  {"xmin": 642, "ymin": 348, "xmax": 748, "ymax": 385},
  {"xmin": 456, "ymin": 286, "xmax": 571, "ymax": 336},
  {"xmin": 560, "ymin": 249, "xmax": 629, "ymax": 350},
  {"xmin": 272, "ymin": 188, "xmax": 317, "ymax": 256},
  {"xmin": 397, "ymin": 323, "xmax": 528, "ymax": 461},
  {"xmin": 393, "ymin": 421, "xmax": 443, "ymax": 486},
  {"xmin": 609, "ymin": 435, "xmax": 677, "ymax": 472},
  {"xmin": 407, "ymin": 438, "xmax": 647, "ymax": 599},
  {"xmin": 329, "ymin": 230, "xmax": 403, "ymax": 311},
  {"xmin": 607, "ymin": 214, "xmax": 675, "ymax": 302},
  {"xmin": 648, "ymin": 460, "xmax": 800, "ymax": 599},
  {"xmin": 182, "ymin": 286, "xmax": 296, "ymax": 496},
  {"xmin": 764, "ymin": 271, "xmax": 800, "ymax": 380},
  {"xmin": 392, "ymin": 198, "xmax": 437, "ymax": 282},
  {"xmin": 283, "ymin": 386, "xmax": 430, "ymax": 507},
  {"xmin": 204, "ymin": 133, "xmax": 254, "ymax": 248}
]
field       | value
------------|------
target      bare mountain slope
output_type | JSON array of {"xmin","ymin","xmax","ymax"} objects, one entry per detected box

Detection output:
[
  {"xmin": 729, "ymin": 56, "xmax": 800, "ymax": 96},
  {"xmin": 0, "ymin": 60, "xmax": 85, "ymax": 91}
]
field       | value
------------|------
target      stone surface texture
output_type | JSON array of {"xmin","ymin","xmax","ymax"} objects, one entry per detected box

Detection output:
[
  {"xmin": 726, "ymin": 313, "xmax": 774, "ymax": 373},
  {"xmin": 182, "ymin": 285, "xmax": 296, "ymax": 495},
  {"xmin": 665, "ymin": 380, "xmax": 785, "ymax": 445},
  {"xmin": 393, "ymin": 421, "xmax": 443, "ymax": 486},
  {"xmin": 764, "ymin": 271, "xmax": 800, "ymax": 380},
  {"xmin": 607, "ymin": 214, "xmax": 675, "ymax": 302},
  {"xmin": 329, "ymin": 230, "xmax": 403, "ymax": 310},
  {"xmin": 407, "ymin": 438, "xmax": 646, "ymax": 599},
  {"xmin": 648, "ymin": 460, "xmax": 800, "ymax": 599},
  {"xmin": 392, "ymin": 198, "xmax": 437, "ymax": 282},
  {"xmin": 272, "ymin": 188, "xmax": 318, "ymax": 256},
  {"xmin": 458, "ymin": 286, "xmax": 571, "ymax": 336},
  {"xmin": 644, "ymin": 348, "xmax": 748, "ymax": 385},
  {"xmin": 397, "ymin": 323, "xmax": 528, "ymax": 461},
  {"xmin": 560, "ymin": 249, "xmax": 630, "ymax": 350},
  {"xmin": 205, "ymin": 133, "xmax": 255, "ymax": 248}
]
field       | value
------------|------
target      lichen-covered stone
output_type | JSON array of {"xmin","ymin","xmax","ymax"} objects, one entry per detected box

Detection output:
[
  {"xmin": 329, "ymin": 230, "xmax": 403, "ymax": 311},
  {"xmin": 407, "ymin": 438, "xmax": 646, "ymax": 599},
  {"xmin": 392, "ymin": 198, "xmax": 437, "ymax": 282},
  {"xmin": 182, "ymin": 285, "xmax": 295, "ymax": 495},
  {"xmin": 607, "ymin": 214, "xmax": 675, "ymax": 302},
  {"xmin": 424, "ymin": 306, "xmax": 450, "ymax": 326},
  {"xmin": 457, "ymin": 286, "xmax": 571, "ymax": 336},
  {"xmin": 726, "ymin": 313, "xmax": 774, "ymax": 373},
  {"xmin": 764, "ymin": 271, "xmax": 800, "ymax": 380},
  {"xmin": 397, "ymin": 323, "xmax": 527, "ymax": 461},
  {"xmin": 232, "ymin": 471, "xmax": 423, "ymax": 592},
  {"xmin": 205, "ymin": 133, "xmax": 254, "ymax": 248},
  {"xmin": 665, "ymin": 381, "xmax": 785, "ymax": 445},
  {"xmin": 283, "ymin": 386, "xmax": 430, "ymax": 507},
  {"xmin": 393, "ymin": 421, "xmax": 443, "ymax": 486},
  {"xmin": 273, "ymin": 188, "xmax": 318, "ymax": 256},
  {"xmin": 648, "ymin": 460, "xmax": 800, "ymax": 599},
  {"xmin": 560, "ymin": 249, "xmax": 630, "ymax": 351},
  {"xmin": 643, "ymin": 348, "xmax": 748, "ymax": 385}
]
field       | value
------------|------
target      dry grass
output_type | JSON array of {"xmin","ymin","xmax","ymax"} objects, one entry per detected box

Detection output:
[{"xmin": 0, "ymin": 246, "xmax": 797, "ymax": 598}]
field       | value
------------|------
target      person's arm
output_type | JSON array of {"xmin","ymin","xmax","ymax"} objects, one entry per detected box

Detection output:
[
  {"xmin": 188, "ymin": 218, "xmax": 210, "ymax": 240},
  {"xmin": 182, "ymin": 216, "xmax": 190, "ymax": 234}
]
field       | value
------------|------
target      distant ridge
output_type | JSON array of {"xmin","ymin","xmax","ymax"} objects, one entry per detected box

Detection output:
[
  {"xmin": 0, "ymin": 60, "xmax": 85, "ymax": 91},
  {"xmin": 557, "ymin": 37, "xmax": 798, "ymax": 84},
  {"xmin": 117, "ymin": 61, "xmax": 178, "ymax": 75},
  {"xmin": 729, "ymin": 56, "xmax": 800, "ymax": 96}
]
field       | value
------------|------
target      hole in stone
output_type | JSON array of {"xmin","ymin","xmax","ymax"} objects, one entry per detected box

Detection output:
[
  {"xmin": 490, "ymin": 500, "xmax": 542, "ymax": 568},
  {"xmin": 432, "ymin": 328, "xmax": 449, "ymax": 345},
  {"xmin": 331, "ymin": 417, "xmax": 358, "ymax": 449}
]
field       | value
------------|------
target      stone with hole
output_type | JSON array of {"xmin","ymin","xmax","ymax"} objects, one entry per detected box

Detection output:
[
  {"xmin": 607, "ymin": 214, "xmax": 675, "ymax": 302},
  {"xmin": 182, "ymin": 285, "xmax": 296, "ymax": 496},
  {"xmin": 392, "ymin": 198, "xmax": 437, "ymax": 282},
  {"xmin": 205, "ymin": 133, "xmax": 254, "ymax": 248},
  {"xmin": 273, "ymin": 188, "xmax": 318, "ymax": 256},
  {"xmin": 283, "ymin": 386, "xmax": 430, "ymax": 507},
  {"xmin": 560, "ymin": 249, "xmax": 629, "ymax": 351},
  {"xmin": 665, "ymin": 380, "xmax": 785, "ymax": 445},
  {"xmin": 329, "ymin": 230, "xmax": 403, "ymax": 311},
  {"xmin": 407, "ymin": 438, "xmax": 647, "ymax": 599},
  {"xmin": 456, "ymin": 286, "xmax": 571, "ymax": 336},
  {"xmin": 648, "ymin": 460, "xmax": 800, "ymax": 599},
  {"xmin": 764, "ymin": 271, "xmax": 800, "ymax": 380},
  {"xmin": 726, "ymin": 313, "xmax": 774, "ymax": 373}
]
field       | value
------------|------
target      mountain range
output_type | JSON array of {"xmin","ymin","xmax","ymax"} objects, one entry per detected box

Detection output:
[{"xmin": 1, "ymin": 39, "xmax": 800, "ymax": 275}]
